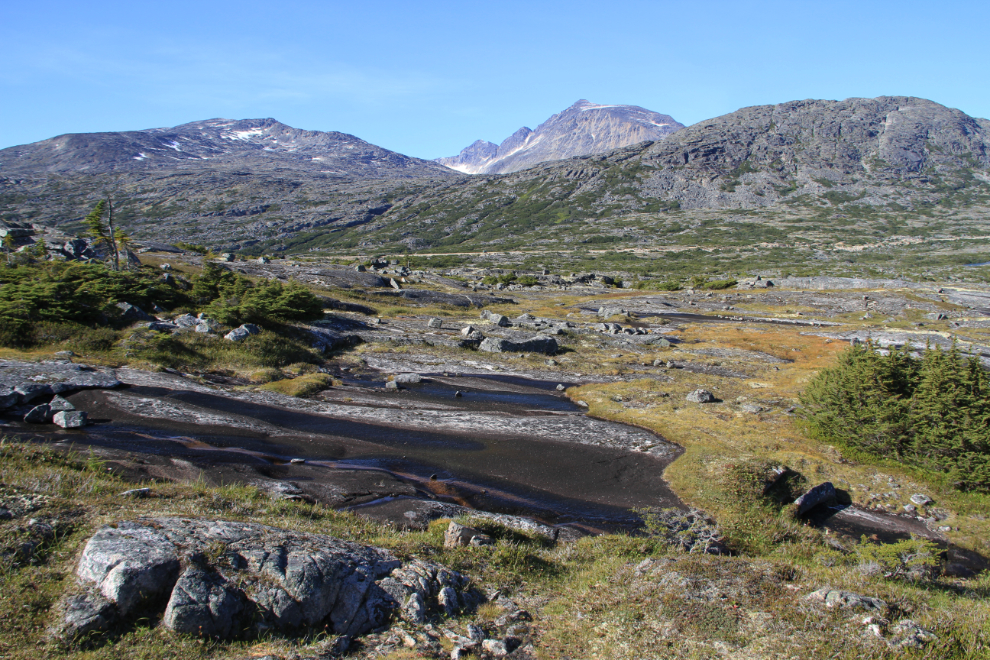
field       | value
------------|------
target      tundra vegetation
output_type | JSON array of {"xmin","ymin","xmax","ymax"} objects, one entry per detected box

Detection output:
[{"xmin": 0, "ymin": 248, "xmax": 989, "ymax": 659}]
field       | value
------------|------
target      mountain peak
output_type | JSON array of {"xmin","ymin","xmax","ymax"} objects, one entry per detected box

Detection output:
[{"xmin": 437, "ymin": 100, "xmax": 684, "ymax": 174}]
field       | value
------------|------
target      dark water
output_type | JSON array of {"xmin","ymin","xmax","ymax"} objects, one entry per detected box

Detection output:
[{"xmin": 3, "ymin": 375, "xmax": 682, "ymax": 532}]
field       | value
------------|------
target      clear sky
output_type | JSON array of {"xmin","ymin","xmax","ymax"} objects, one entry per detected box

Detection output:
[{"xmin": 1, "ymin": 0, "xmax": 988, "ymax": 159}]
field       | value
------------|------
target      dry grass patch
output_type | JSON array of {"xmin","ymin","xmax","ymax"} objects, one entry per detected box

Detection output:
[{"xmin": 568, "ymin": 323, "xmax": 990, "ymax": 557}]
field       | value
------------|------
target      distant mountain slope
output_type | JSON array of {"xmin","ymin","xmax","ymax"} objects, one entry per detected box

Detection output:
[
  {"xmin": 437, "ymin": 100, "xmax": 684, "ymax": 174},
  {"xmin": 0, "ymin": 118, "xmax": 454, "ymax": 179},
  {"xmin": 2, "ymin": 97, "xmax": 988, "ymax": 256}
]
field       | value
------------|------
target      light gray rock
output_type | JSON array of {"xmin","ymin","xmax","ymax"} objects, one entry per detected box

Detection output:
[
  {"xmin": 76, "ymin": 522, "xmax": 182, "ymax": 615},
  {"xmin": 480, "ymin": 310, "xmax": 510, "ymax": 327},
  {"xmin": 427, "ymin": 318, "xmax": 443, "ymax": 329},
  {"xmin": 53, "ymin": 411, "xmax": 88, "ymax": 428},
  {"xmin": 173, "ymin": 314, "xmax": 199, "ymax": 328},
  {"xmin": 194, "ymin": 323, "xmax": 213, "ymax": 334},
  {"xmin": 224, "ymin": 324, "xmax": 261, "ymax": 342},
  {"xmin": 794, "ymin": 482, "xmax": 837, "ymax": 515},
  {"xmin": 394, "ymin": 373, "xmax": 423, "ymax": 384},
  {"xmin": 479, "ymin": 336, "xmax": 558, "ymax": 355},
  {"xmin": 49, "ymin": 395, "xmax": 75, "ymax": 413},
  {"xmin": 1, "ymin": 361, "xmax": 120, "ymax": 395},
  {"xmin": 443, "ymin": 522, "xmax": 494, "ymax": 548},
  {"xmin": 910, "ymin": 493, "xmax": 933, "ymax": 506},
  {"xmin": 65, "ymin": 518, "xmax": 477, "ymax": 640},
  {"xmin": 685, "ymin": 389, "xmax": 715, "ymax": 403}
]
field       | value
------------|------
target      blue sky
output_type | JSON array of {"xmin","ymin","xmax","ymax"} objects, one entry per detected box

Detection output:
[{"xmin": 1, "ymin": 0, "xmax": 988, "ymax": 159}]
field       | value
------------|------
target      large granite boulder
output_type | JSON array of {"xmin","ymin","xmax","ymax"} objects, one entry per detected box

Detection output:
[
  {"xmin": 479, "ymin": 336, "xmax": 558, "ymax": 355},
  {"xmin": 55, "ymin": 518, "xmax": 481, "ymax": 641}
]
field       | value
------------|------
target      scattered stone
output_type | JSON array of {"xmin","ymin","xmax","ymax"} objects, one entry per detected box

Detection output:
[
  {"xmin": 739, "ymin": 403, "xmax": 764, "ymax": 414},
  {"xmin": 194, "ymin": 323, "xmax": 212, "ymax": 334},
  {"xmin": 220, "ymin": 253, "xmax": 235, "ymax": 262},
  {"xmin": 173, "ymin": 314, "xmax": 199, "ymax": 328},
  {"xmin": 290, "ymin": 458, "xmax": 305, "ymax": 464},
  {"xmin": 556, "ymin": 384, "xmax": 566, "ymax": 391},
  {"xmin": 545, "ymin": 358, "xmax": 558, "ymax": 366},
  {"xmin": 120, "ymin": 488, "xmax": 151, "ymax": 498},
  {"xmin": 794, "ymin": 482, "xmax": 837, "ymax": 515},
  {"xmin": 49, "ymin": 395, "xmax": 75, "ymax": 413},
  {"xmin": 258, "ymin": 256, "xmax": 270, "ymax": 264},
  {"xmin": 910, "ymin": 493, "xmax": 933, "ymax": 506},
  {"xmin": 224, "ymin": 324, "xmax": 261, "ymax": 342},
  {"xmin": 480, "ymin": 310, "xmax": 510, "ymax": 327},
  {"xmin": 890, "ymin": 619, "xmax": 938, "ymax": 648},
  {"xmin": 444, "ymin": 522, "xmax": 494, "ymax": 549},
  {"xmin": 685, "ymin": 389, "xmax": 715, "ymax": 403},
  {"xmin": 390, "ymin": 278, "xmax": 402, "ymax": 291},
  {"xmin": 806, "ymin": 588, "xmax": 886, "ymax": 612},
  {"xmin": 454, "ymin": 391, "xmax": 463, "ymax": 398},
  {"xmin": 53, "ymin": 411, "xmax": 88, "ymax": 428},
  {"xmin": 385, "ymin": 381, "xmax": 400, "ymax": 390},
  {"xmin": 54, "ymin": 350, "xmax": 75, "ymax": 358},
  {"xmin": 394, "ymin": 373, "xmax": 423, "ymax": 384},
  {"xmin": 427, "ymin": 318, "xmax": 443, "ymax": 329},
  {"xmin": 460, "ymin": 325, "xmax": 477, "ymax": 336},
  {"xmin": 160, "ymin": 263, "xmax": 171, "ymax": 271}
]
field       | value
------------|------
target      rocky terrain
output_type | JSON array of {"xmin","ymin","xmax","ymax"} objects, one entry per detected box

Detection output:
[
  {"xmin": 436, "ymin": 100, "xmax": 684, "ymax": 174},
  {"xmin": 1, "ymin": 250, "xmax": 989, "ymax": 658}
]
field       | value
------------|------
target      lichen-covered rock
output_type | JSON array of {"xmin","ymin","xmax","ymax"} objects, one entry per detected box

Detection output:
[
  {"xmin": 59, "ymin": 518, "xmax": 479, "ymax": 642},
  {"xmin": 685, "ymin": 389, "xmax": 715, "ymax": 403},
  {"xmin": 53, "ymin": 411, "xmax": 88, "ymax": 428},
  {"xmin": 50, "ymin": 591, "xmax": 118, "ymax": 640},
  {"xmin": 163, "ymin": 567, "xmax": 246, "ymax": 638},
  {"xmin": 806, "ymin": 588, "xmax": 886, "ymax": 612}
]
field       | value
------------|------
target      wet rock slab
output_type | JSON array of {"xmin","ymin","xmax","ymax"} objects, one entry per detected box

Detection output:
[
  {"xmin": 57, "ymin": 517, "xmax": 480, "ymax": 641},
  {"xmin": 0, "ymin": 360, "xmax": 121, "ymax": 403}
]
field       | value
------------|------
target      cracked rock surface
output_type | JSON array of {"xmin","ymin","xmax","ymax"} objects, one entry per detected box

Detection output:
[{"xmin": 58, "ymin": 517, "xmax": 480, "ymax": 641}]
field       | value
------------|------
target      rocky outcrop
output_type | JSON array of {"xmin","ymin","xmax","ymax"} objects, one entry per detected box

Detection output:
[
  {"xmin": 55, "ymin": 518, "xmax": 481, "ymax": 641},
  {"xmin": 479, "ymin": 336, "xmax": 558, "ymax": 355},
  {"xmin": 0, "ymin": 360, "xmax": 120, "ymax": 397}
]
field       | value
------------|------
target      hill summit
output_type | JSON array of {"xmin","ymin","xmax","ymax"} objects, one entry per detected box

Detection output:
[{"xmin": 436, "ymin": 100, "xmax": 684, "ymax": 174}]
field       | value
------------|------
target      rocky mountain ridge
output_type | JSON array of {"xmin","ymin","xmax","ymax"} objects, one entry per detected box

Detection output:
[
  {"xmin": 436, "ymin": 100, "xmax": 684, "ymax": 174},
  {"xmin": 1, "ymin": 96, "xmax": 988, "ymax": 257},
  {"xmin": 0, "ymin": 117, "xmax": 453, "ymax": 179}
]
